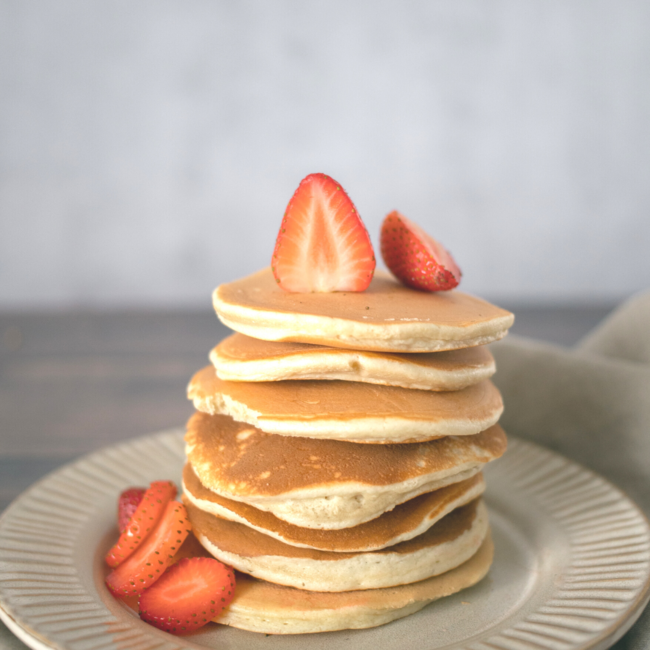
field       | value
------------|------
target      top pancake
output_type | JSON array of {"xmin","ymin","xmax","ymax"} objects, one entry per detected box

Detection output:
[
  {"xmin": 211, "ymin": 333, "xmax": 496, "ymax": 390},
  {"xmin": 213, "ymin": 268, "xmax": 514, "ymax": 352}
]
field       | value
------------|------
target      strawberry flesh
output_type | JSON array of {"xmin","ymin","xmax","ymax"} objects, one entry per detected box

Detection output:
[
  {"xmin": 272, "ymin": 173, "xmax": 376, "ymax": 292},
  {"xmin": 105, "ymin": 480, "xmax": 177, "ymax": 568},
  {"xmin": 380, "ymin": 211, "xmax": 461, "ymax": 291},
  {"xmin": 117, "ymin": 487, "xmax": 146, "ymax": 533},
  {"xmin": 139, "ymin": 557, "xmax": 236, "ymax": 635},
  {"xmin": 105, "ymin": 500, "xmax": 190, "ymax": 597}
]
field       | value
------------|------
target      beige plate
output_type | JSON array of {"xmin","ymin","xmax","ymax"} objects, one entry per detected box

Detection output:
[{"xmin": 1, "ymin": 431, "xmax": 650, "ymax": 650}]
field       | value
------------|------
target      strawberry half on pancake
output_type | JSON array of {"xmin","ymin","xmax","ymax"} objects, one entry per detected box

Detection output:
[
  {"xmin": 272, "ymin": 173, "xmax": 376, "ymax": 293},
  {"xmin": 380, "ymin": 211, "xmax": 461, "ymax": 292}
]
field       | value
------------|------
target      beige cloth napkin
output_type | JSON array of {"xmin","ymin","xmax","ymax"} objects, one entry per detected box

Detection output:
[{"xmin": 491, "ymin": 291, "xmax": 650, "ymax": 650}]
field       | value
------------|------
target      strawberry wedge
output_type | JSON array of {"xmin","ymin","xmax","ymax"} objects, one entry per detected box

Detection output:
[
  {"xmin": 105, "ymin": 480, "xmax": 177, "ymax": 568},
  {"xmin": 380, "ymin": 211, "xmax": 461, "ymax": 291},
  {"xmin": 272, "ymin": 173, "xmax": 376, "ymax": 292},
  {"xmin": 106, "ymin": 501, "xmax": 191, "ymax": 598}
]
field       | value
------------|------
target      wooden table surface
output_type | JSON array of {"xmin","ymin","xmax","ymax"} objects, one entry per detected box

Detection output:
[{"xmin": 0, "ymin": 304, "xmax": 615, "ymax": 649}]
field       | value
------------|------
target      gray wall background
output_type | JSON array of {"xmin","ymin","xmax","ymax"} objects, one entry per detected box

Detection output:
[{"xmin": 1, "ymin": 0, "xmax": 649, "ymax": 308}]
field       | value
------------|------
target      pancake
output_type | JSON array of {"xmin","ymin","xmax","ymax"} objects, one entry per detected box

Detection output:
[
  {"xmin": 185, "ymin": 412, "xmax": 507, "ymax": 529},
  {"xmin": 187, "ymin": 499, "xmax": 488, "ymax": 592},
  {"xmin": 188, "ymin": 366, "xmax": 503, "ymax": 443},
  {"xmin": 213, "ymin": 268, "xmax": 514, "ymax": 352},
  {"xmin": 211, "ymin": 333, "xmax": 496, "ymax": 390},
  {"xmin": 183, "ymin": 464, "xmax": 485, "ymax": 552},
  {"xmin": 218, "ymin": 532, "xmax": 493, "ymax": 633}
]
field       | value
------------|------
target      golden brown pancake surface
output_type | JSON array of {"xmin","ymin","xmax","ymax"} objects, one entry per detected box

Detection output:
[
  {"xmin": 216, "ymin": 333, "xmax": 496, "ymax": 364},
  {"xmin": 187, "ymin": 498, "xmax": 489, "ymax": 592},
  {"xmin": 183, "ymin": 464, "xmax": 485, "ymax": 552},
  {"xmin": 188, "ymin": 366, "xmax": 504, "ymax": 443},
  {"xmin": 185, "ymin": 412, "xmax": 507, "ymax": 497},
  {"xmin": 218, "ymin": 534, "xmax": 493, "ymax": 633},
  {"xmin": 213, "ymin": 268, "xmax": 514, "ymax": 352},
  {"xmin": 186, "ymin": 498, "xmax": 481, "ymax": 561},
  {"xmin": 211, "ymin": 333, "xmax": 496, "ymax": 390}
]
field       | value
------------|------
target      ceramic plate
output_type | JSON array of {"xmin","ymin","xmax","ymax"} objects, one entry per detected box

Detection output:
[{"xmin": 1, "ymin": 431, "xmax": 649, "ymax": 650}]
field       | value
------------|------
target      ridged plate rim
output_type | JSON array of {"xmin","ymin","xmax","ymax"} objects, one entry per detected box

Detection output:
[{"xmin": 0, "ymin": 430, "xmax": 649, "ymax": 650}]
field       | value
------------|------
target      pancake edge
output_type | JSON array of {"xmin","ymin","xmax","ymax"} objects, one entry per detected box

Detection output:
[
  {"xmin": 182, "ymin": 469, "xmax": 486, "ymax": 552},
  {"xmin": 191, "ymin": 500, "xmax": 489, "ymax": 592},
  {"xmin": 214, "ymin": 308, "xmax": 512, "ymax": 353},
  {"xmin": 189, "ymin": 381, "xmax": 504, "ymax": 444},
  {"xmin": 211, "ymin": 344, "xmax": 496, "ymax": 390},
  {"xmin": 186, "ymin": 455, "xmax": 483, "ymax": 529},
  {"xmin": 217, "ymin": 532, "xmax": 493, "ymax": 634}
]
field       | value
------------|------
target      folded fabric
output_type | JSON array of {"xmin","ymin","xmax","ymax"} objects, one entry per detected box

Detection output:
[{"xmin": 492, "ymin": 291, "xmax": 650, "ymax": 650}]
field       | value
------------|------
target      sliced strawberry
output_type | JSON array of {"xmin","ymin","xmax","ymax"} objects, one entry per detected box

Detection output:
[
  {"xmin": 106, "ymin": 501, "xmax": 191, "ymax": 598},
  {"xmin": 272, "ymin": 173, "xmax": 376, "ymax": 292},
  {"xmin": 117, "ymin": 487, "xmax": 146, "ymax": 533},
  {"xmin": 139, "ymin": 557, "xmax": 236, "ymax": 635},
  {"xmin": 105, "ymin": 480, "xmax": 177, "ymax": 568},
  {"xmin": 380, "ymin": 211, "xmax": 462, "ymax": 291}
]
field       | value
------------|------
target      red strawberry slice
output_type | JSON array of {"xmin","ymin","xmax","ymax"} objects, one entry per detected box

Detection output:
[
  {"xmin": 105, "ymin": 480, "xmax": 177, "ymax": 568},
  {"xmin": 380, "ymin": 211, "xmax": 462, "ymax": 291},
  {"xmin": 272, "ymin": 173, "xmax": 376, "ymax": 292},
  {"xmin": 105, "ymin": 501, "xmax": 191, "ymax": 598},
  {"xmin": 117, "ymin": 487, "xmax": 146, "ymax": 533},
  {"xmin": 139, "ymin": 557, "xmax": 236, "ymax": 635}
]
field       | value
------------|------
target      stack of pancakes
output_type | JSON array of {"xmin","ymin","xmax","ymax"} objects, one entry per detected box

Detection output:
[{"xmin": 183, "ymin": 268, "xmax": 513, "ymax": 634}]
